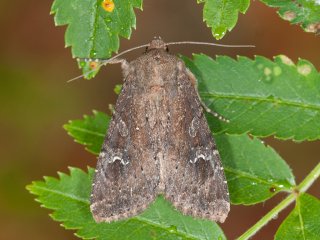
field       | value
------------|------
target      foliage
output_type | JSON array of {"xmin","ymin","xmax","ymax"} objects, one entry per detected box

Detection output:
[
  {"xmin": 50, "ymin": 0, "xmax": 320, "ymax": 78},
  {"xmin": 27, "ymin": 168, "xmax": 226, "ymax": 240},
  {"xmin": 27, "ymin": 0, "xmax": 320, "ymax": 239},
  {"xmin": 197, "ymin": 0, "xmax": 250, "ymax": 39},
  {"xmin": 30, "ymin": 100, "xmax": 320, "ymax": 239},
  {"xmin": 64, "ymin": 110, "xmax": 110, "ymax": 154},
  {"xmin": 183, "ymin": 54, "xmax": 320, "ymax": 141},
  {"xmin": 260, "ymin": 0, "xmax": 320, "ymax": 34},
  {"xmin": 197, "ymin": 0, "xmax": 320, "ymax": 39},
  {"xmin": 275, "ymin": 194, "xmax": 320, "ymax": 240},
  {"xmin": 51, "ymin": 0, "xmax": 142, "ymax": 78}
]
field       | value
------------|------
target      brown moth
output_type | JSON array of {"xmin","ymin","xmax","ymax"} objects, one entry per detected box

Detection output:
[{"xmin": 90, "ymin": 38, "xmax": 230, "ymax": 223}]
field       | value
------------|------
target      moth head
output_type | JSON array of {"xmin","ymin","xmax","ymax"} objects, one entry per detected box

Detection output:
[{"xmin": 147, "ymin": 38, "xmax": 168, "ymax": 52}]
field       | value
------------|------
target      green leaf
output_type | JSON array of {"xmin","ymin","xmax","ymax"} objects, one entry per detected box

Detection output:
[
  {"xmin": 114, "ymin": 84, "xmax": 123, "ymax": 94},
  {"xmin": 63, "ymin": 110, "xmax": 110, "ymax": 154},
  {"xmin": 260, "ymin": 0, "xmax": 320, "ymax": 34},
  {"xmin": 215, "ymin": 134, "xmax": 295, "ymax": 205},
  {"xmin": 197, "ymin": 0, "xmax": 250, "ymax": 39},
  {"xmin": 51, "ymin": 0, "xmax": 142, "ymax": 77},
  {"xmin": 76, "ymin": 59, "xmax": 103, "ymax": 79},
  {"xmin": 275, "ymin": 194, "xmax": 320, "ymax": 240},
  {"xmin": 64, "ymin": 111, "xmax": 295, "ymax": 205},
  {"xmin": 183, "ymin": 54, "xmax": 320, "ymax": 141},
  {"xmin": 27, "ymin": 167, "xmax": 226, "ymax": 240}
]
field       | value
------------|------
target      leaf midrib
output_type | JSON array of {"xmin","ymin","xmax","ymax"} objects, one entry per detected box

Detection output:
[
  {"xmin": 201, "ymin": 92, "xmax": 320, "ymax": 111},
  {"xmin": 224, "ymin": 167, "xmax": 294, "ymax": 189},
  {"xmin": 89, "ymin": 0, "xmax": 99, "ymax": 57},
  {"xmin": 32, "ymin": 185, "xmax": 89, "ymax": 204},
  {"xmin": 133, "ymin": 216, "xmax": 204, "ymax": 240},
  {"xmin": 297, "ymin": 200, "xmax": 306, "ymax": 240},
  {"xmin": 67, "ymin": 125, "xmax": 105, "ymax": 137}
]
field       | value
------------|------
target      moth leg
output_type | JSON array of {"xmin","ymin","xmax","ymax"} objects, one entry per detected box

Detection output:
[
  {"xmin": 102, "ymin": 58, "xmax": 131, "ymax": 80},
  {"xmin": 106, "ymin": 57, "xmax": 129, "ymax": 66},
  {"xmin": 186, "ymin": 68, "xmax": 229, "ymax": 123},
  {"xmin": 106, "ymin": 58, "xmax": 131, "ymax": 80},
  {"xmin": 200, "ymin": 99, "xmax": 229, "ymax": 123},
  {"xmin": 105, "ymin": 57, "xmax": 128, "ymax": 69},
  {"xmin": 79, "ymin": 58, "xmax": 127, "ymax": 66}
]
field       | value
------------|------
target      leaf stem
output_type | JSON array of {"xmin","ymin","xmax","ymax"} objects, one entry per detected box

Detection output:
[{"xmin": 236, "ymin": 162, "xmax": 320, "ymax": 240}]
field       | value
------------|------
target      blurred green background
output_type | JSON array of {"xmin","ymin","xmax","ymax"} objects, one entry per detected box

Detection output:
[{"xmin": 0, "ymin": 0, "xmax": 319, "ymax": 239}]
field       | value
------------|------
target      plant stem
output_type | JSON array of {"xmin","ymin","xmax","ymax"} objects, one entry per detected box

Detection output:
[
  {"xmin": 236, "ymin": 193, "xmax": 295, "ymax": 240},
  {"xmin": 236, "ymin": 162, "xmax": 320, "ymax": 240},
  {"xmin": 296, "ymin": 162, "xmax": 320, "ymax": 193}
]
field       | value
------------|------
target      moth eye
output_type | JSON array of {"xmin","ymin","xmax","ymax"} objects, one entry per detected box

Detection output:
[
  {"xmin": 175, "ymin": 165, "xmax": 178, "ymax": 170},
  {"xmin": 101, "ymin": 0, "xmax": 115, "ymax": 12}
]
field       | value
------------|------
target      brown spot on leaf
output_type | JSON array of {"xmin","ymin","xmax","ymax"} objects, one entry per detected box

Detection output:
[
  {"xmin": 279, "ymin": 55, "xmax": 294, "ymax": 66},
  {"xmin": 297, "ymin": 64, "xmax": 312, "ymax": 76},
  {"xmin": 269, "ymin": 186, "xmax": 277, "ymax": 193},
  {"xmin": 283, "ymin": 11, "xmax": 296, "ymax": 21},
  {"xmin": 305, "ymin": 22, "xmax": 320, "ymax": 33}
]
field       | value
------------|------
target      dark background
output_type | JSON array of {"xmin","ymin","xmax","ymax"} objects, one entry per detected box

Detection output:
[{"xmin": 0, "ymin": 0, "xmax": 319, "ymax": 239}]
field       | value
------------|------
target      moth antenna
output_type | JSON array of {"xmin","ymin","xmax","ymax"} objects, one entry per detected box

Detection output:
[
  {"xmin": 67, "ymin": 41, "xmax": 254, "ymax": 83},
  {"xmin": 67, "ymin": 43, "xmax": 150, "ymax": 83},
  {"xmin": 167, "ymin": 41, "xmax": 255, "ymax": 48}
]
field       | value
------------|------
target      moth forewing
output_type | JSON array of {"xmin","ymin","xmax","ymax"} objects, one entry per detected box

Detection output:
[{"xmin": 90, "ymin": 39, "xmax": 230, "ymax": 223}]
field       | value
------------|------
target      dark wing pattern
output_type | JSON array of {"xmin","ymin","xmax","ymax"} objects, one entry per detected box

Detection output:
[
  {"xmin": 163, "ymin": 63, "xmax": 230, "ymax": 223},
  {"xmin": 90, "ymin": 70, "xmax": 160, "ymax": 222}
]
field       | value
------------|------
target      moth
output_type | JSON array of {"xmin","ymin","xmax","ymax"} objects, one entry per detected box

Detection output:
[{"xmin": 90, "ymin": 38, "xmax": 230, "ymax": 223}]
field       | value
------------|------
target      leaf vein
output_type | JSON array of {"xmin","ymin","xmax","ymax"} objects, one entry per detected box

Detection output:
[
  {"xmin": 225, "ymin": 167, "xmax": 292, "ymax": 189},
  {"xmin": 134, "ymin": 216, "xmax": 200, "ymax": 240},
  {"xmin": 67, "ymin": 126, "xmax": 105, "ymax": 137},
  {"xmin": 32, "ymin": 185, "xmax": 89, "ymax": 204}
]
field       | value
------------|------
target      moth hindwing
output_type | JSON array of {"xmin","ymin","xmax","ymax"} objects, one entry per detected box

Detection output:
[{"xmin": 90, "ymin": 39, "xmax": 230, "ymax": 223}]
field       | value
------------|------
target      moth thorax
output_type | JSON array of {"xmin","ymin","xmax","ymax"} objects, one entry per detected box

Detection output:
[{"xmin": 147, "ymin": 39, "xmax": 167, "ymax": 51}]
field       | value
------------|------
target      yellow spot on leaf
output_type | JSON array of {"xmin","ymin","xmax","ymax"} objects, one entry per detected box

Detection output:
[
  {"xmin": 279, "ymin": 55, "xmax": 294, "ymax": 66},
  {"xmin": 273, "ymin": 66, "xmax": 282, "ymax": 76},
  {"xmin": 102, "ymin": 0, "xmax": 115, "ymax": 12},
  {"xmin": 264, "ymin": 67, "xmax": 272, "ymax": 76},
  {"xmin": 297, "ymin": 64, "xmax": 312, "ymax": 76},
  {"xmin": 257, "ymin": 64, "xmax": 263, "ymax": 69},
  {"xmin": 89, "ymin": 61, "xmax": 99, "ymax": 70}
]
